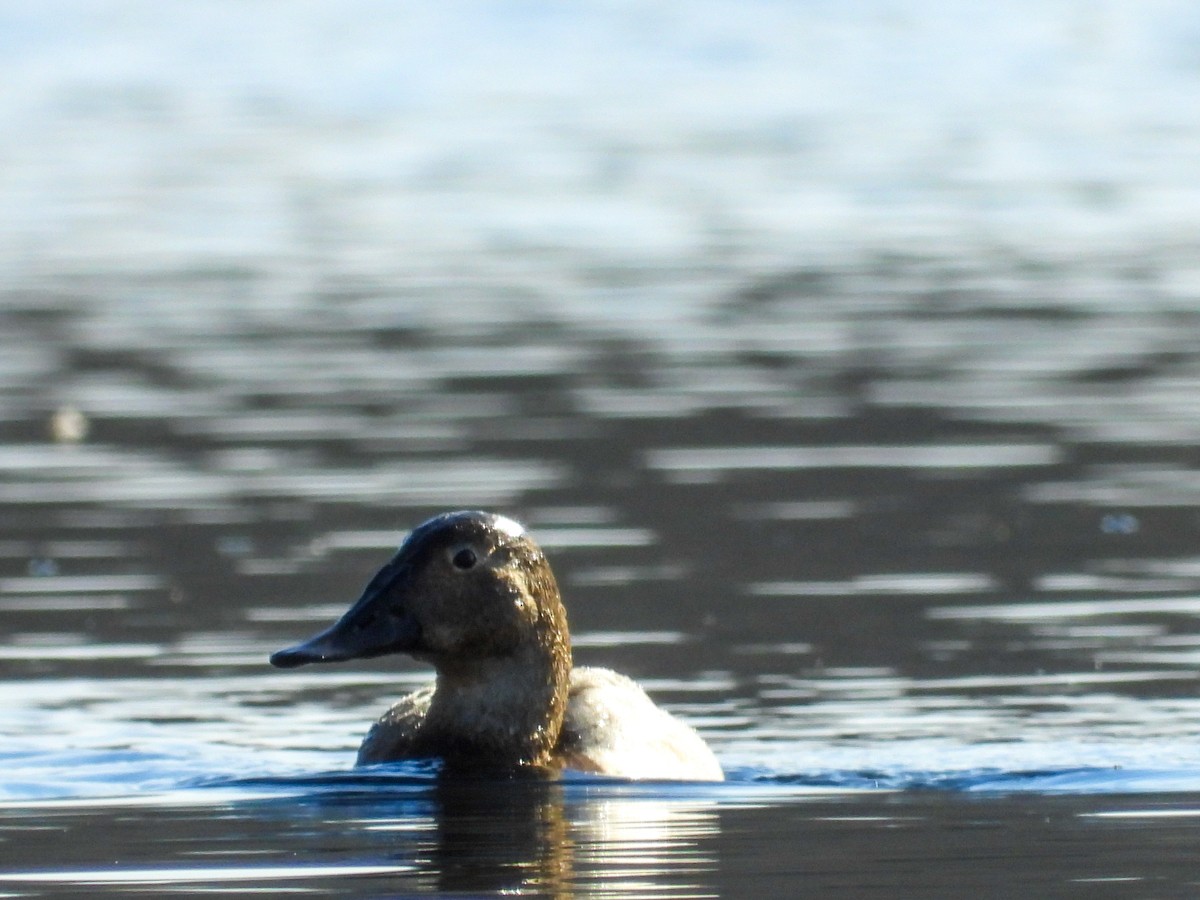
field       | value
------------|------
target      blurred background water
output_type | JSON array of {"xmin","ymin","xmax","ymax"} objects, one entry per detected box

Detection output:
[{"xmin": 4, "ymin": 1, "xmax": 1200, "ymax": 896}]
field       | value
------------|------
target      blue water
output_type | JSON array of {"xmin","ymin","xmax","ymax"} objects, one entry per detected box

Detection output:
[
  {"xmin": 5, "ymin": 1, "xmax": 1200, "ymax": 896},
  {"xmin": 7, "ymin": 657, "xmax": 1200, "ymax": 803},
  {"xmin": 3, "ymin": 1, "xmax": 1200, "ymax": 278}
]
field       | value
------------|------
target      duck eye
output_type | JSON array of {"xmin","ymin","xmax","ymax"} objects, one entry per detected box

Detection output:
[{"xmin": 452, "ymin": 548, "xmax": 477, "ymax": 570}]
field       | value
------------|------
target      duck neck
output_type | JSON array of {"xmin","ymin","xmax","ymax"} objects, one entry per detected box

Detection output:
[{"xmin": 426, "ymin": 636, "xmax": 571, "ymax": 770}]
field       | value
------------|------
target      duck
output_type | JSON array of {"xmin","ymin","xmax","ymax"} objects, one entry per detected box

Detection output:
[{"xmin": 269, "ymin": 510, "xmax": 723, "ymax": 781}]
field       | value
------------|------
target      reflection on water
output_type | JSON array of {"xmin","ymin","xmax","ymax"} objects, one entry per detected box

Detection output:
[
  {"xmin": 7, "ymin": 779, "xmax": 1200, "ymax": 898},
  {"xmin": 0, "ymin": 864, "xmax": 414, "ymax": 890},
  {"xmin": 414, "ymin": 779, "xmax": 718, "ymax": 897},
  {"xmin": 0, "ymin": 774, "xmax": 723, "ymax": 898}
]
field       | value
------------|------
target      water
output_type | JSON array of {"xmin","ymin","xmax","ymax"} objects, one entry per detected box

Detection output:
[{"xmin": 5, "ymin": 1, "xmax": 1200, "ymax": 896}]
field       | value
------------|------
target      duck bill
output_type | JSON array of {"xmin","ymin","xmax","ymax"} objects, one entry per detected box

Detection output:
[{"xmin": 269, "ymin": 568, "xmax": 422, "ymax": 669}]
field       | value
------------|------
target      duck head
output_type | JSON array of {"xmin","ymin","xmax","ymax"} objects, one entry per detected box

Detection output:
[{"xmin": 270, "ymin": 511, "xmax": 570, "ymax": 677}]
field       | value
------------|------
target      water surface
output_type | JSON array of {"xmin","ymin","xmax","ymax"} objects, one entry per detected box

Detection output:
[{"xmin": 4, "ymin": 2, "xmax": 1200, "ymax": 896}]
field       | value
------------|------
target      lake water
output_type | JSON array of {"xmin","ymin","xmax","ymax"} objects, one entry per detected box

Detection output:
[{"xmin": 4, "ymin": 2, "xmax": 1200, "ymax": 896}]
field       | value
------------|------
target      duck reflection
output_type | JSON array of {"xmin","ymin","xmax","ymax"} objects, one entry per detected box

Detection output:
[
  {"xmin": 397, "ymin": 776, "xmax": 719, "ymax": 898},
  {"xmin": 421, "ymin": 776, "xmax": 569, "ymax": 896},
  {"xmin": 567, "ymin": 789, "xmax": 719, "ymax": 898}
]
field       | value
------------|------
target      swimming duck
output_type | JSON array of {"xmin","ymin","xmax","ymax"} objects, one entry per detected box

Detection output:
[{"xmin": 270, "ymin": 511, "xmax": 723, "ymax": 781}]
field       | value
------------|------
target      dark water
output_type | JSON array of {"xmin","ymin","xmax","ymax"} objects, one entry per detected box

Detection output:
[
  {"xmin": 6, "ymin": 785, "xmax": 1200, "ymax": 898},
  {"xmin": 6, "ymin": 259, "xmax": 1200, "ymax": 896},
  {"xmin": 6, "ymin": 2, "xmax": 1200, "ymax": 896}
]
